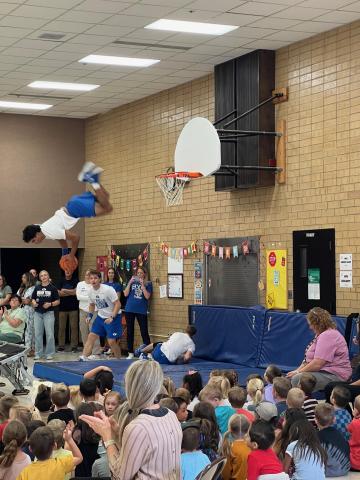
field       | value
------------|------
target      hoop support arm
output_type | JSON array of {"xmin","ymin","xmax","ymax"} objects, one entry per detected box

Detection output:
[
  {"xmin": 217, "ymin": 129, "xmax": 282, "ymax": 137},
  {"xmin": 214, "ymin": 165, "xmax": 283, "ymax": 176}
]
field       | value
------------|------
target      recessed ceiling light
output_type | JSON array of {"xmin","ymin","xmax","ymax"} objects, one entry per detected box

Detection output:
[
  {"xmin": 145, "ymin": 19, "xmax": 238, "ymax": 35},
  {"xmin": 79, "ymin": 54, "xmax": 160, "ymax": 67},
  {"xmin": 0, "ymin": 101, "xmax": 52, "ymax": 110},
  {"xmin": 28, "ymin": 81, "xmax": 99, "ymax": 92}
]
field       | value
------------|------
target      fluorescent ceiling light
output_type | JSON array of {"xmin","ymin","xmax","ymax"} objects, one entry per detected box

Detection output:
[
  {"xmin": 0, "ymin": 101, "xmax": 52, "ymax": 110},
  {"xmin": 145, "ymin": 19, "xmax": 238, "ymax": 35},
  {"xmin": 28, "ymin": 81, "xmax": 99, "ymax": 91},
  {"xmin": 79, "ymin": 54, "xmax": 160, "ymax": 67}
]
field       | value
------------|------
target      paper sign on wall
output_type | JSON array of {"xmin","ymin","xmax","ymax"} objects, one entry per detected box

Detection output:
[
  {"xmin": 340, "ymin": 271, "xmax": 353, "ymax": 288},
  {"xmin": 308, "ymin": 268, "xmax": 320, "ymax": 300},
  {"xmin": 266, "ymin": 249, "xmax": 288, "ymax": 309},
  {"xmin": 159, "ymin": 285, "xmax": 167, "ymax": 298},
  {"xmin": 340, "ymin": 254, "xmax": 352, "ymax": 271},
  {"xmin": 168, "ymin": 256, "xmax": 183, "ymax": 274}
]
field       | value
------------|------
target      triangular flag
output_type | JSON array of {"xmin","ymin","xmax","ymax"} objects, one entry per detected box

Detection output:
[{"xmin": 219, "ymin": 247, "xmax": 224, "ymax": 259}]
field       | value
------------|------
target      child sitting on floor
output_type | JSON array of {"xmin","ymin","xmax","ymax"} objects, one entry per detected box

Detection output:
[
  {"xmin": 284, "ymin": 419, "xmax": 326, "ymax": 480},
  {"xmin": 221, "ymin": 414, "xmax": 250, "ymax": 480},
  {"xmin": 273, "ymin": 377, "xmax": 291, "ymax": 417},
  {"xmin": 103, "ymin": 391, "xmax": 123, "ymax": 417},
  {"xmin": 47, "ymin": 419, "xmax": 73, "ymax": 480},
  {"xmin": 200, "ymin": 385, "xmax": 235, "ymax": 435},
  {"xmin": 34, "ymin": 385, "xmax": 53, "ymax": 423},
  {"xmin": 315, "ymin": 403, "xmax": 350, "ymax": 477},
  {"xmin": 264, "ymin": 365, "xmax": 282, "ymax": 404},
  {"xmin": 228, "ymin": 387, "xmax": 254, "ymax": 423},
  {"xmin": 17, "ymin": 425, "xmax": 83, "ymax": 480},
  {"xmin": 298, "ymin": 373, "xmax": 318, "ymax": 427},
  {"xmin": 47, "ymin": 384, "xmax": 74, "ymax": 424},
  {"xmin": 0, "ymin": 420, "xmax": 31, "ymax": 480},
  {"xmin": 244, "ymin": 378, "xmax": 264, "ymax": 412},
  {"xmin": 182, "ymin": 371, "xmax": 203, "ymax": 412},
  {"xmin": 348, "ymin": 394, "xmax": 360, "ymax": 471},
  {"xmin": 181, "ymin": 426, "xmax": 210, "ymax": 480},
  {"xmin": 247, "ymin": 420, "xmax": 288, "ymax": 480},
  {"xmin": 0, "ymin": 397, "xmax": 19, "ymax": 441},
  {"xmin": 330, "ymin": 385, "xmax": 352, "ymax": 441},
  {"xmin": 286, "ymin": 388, "xmax": 305, "ymax": 410}
]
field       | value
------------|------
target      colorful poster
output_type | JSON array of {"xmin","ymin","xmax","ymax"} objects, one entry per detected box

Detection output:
[
  {"xmin": 266, "ymin": 249, "xmax": 288, "ymax": 309},
  {"xmin": 194, "ymin": 261, "xmax": 203, "ymax": 305},
  {"xmin": 96, "ymin": 255, "xmax": 108, "ymax": 282}
]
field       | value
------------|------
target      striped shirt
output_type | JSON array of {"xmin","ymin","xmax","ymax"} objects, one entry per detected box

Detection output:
[
  {"xmin": 109, "ymin": 407, "xmax": 182, "ymax": 480},
  {"xmin": 303, "ymin": 397, "xmax": 318, "ymax": 427}
]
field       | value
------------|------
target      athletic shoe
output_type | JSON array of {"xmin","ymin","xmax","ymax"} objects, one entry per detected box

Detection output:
[
  {"xmin": 79, "ymin": 355, "xmax": 90, "ymax": 361},
  {"xmin": 78, "ymin": 162, "xmax": 103, "ymax": 188},
  {"xmin": 88, "ymin": 354, "xmax": 102, "ymax": 360},
  {"xmin": 57, "ymin": 346, "xmax": 65, "ymax": 352},
  {"xmin": 139, "ymin": 353, "xmax": 149, "ymax": 360},
  {"xmin": 46, "ymin": 355, "xmax": 54, "ymax": 361},
  {"xmin": 134, "ymin": 344, "xmax": 146, "ymax": 358},
  {"xmin": 126, "ymin": 353, "xmax": 134, "ymax": 359}
]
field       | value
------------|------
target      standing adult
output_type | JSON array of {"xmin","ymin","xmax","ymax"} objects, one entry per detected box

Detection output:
[
  {"xmin": 32, "ymin": 270, "xmax": 60, "ymax": 360},
  {"xmin": 0, "ymin": 294, "xmax": 26, "ymax": 343},
  {"xmin": 76, "ymin": 269, "xmax": 101, "ymax": 356},
  {"xmin": 17, "ymin": 272, "xmax": 36, "ymax": 356},
  {"xmin": 0, "ymin": 276, "xmax": 12, "ymax": 307},
  {"xmin": 79, "ymin": 360, "xmax": 182, "ymax": 480},
  {"xmin": 104, "ymin": 268, "xmax": 123, "ymax": 300},
  {"xmin": 124, "ymin": 266, "xmax": 152, "ymax": 359},
  {"xmin": 80, "ymin": 270, "xmax": 121, "ymax": 360},
  {"xmin": 287, "ymin": 307, "xmax": 352, "ymax": 391},
  {"xmin": 57, "ymin": 271, "xmax": 79, "ymax": 353}
]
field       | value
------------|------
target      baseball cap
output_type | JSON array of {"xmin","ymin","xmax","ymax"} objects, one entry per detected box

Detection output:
[{"xmin": 255, "ymin": 401, "xmax": 278, "ymax": 422}]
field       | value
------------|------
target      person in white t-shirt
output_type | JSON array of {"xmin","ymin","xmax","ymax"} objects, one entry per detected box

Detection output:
[
  {"xmin": 76, "ymin": 269, "xmax": 101, "ymax": 357},
  {"xmin": 22, "ymin": 162, "xmax": 112, "ymax": 259},
  {"xmin": 138, "ymin": 325, "xmax": 196, "ymax": 365},
  {"xmin": 80, "ymin": 270, "xmax": 122, "ymax": 361}
]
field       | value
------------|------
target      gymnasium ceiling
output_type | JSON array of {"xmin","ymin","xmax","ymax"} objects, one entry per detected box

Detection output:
[{"xmin": 0, "ymin": 0, "xmax": 358, "ymax": 118}]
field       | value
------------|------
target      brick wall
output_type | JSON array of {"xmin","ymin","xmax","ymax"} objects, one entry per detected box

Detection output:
[{"xmin": 84, "ymin": 21, "xmax": 360, "ymax": 339}]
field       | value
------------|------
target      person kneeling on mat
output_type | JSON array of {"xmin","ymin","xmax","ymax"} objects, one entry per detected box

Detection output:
[
  {"xmin": 137, "ymin": 325, "xmax": 196, "ymax": 365},
  {"xmin": 80, "ymin": 270, "xmax": 122, "ymax": 361}
]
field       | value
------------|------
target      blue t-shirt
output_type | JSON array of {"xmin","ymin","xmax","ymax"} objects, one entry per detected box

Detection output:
[
  {"xmin": 286, "ymin": 440, "xmax": 325, "ymax": 480},
  {"xmin": 104, "ymin": 281, "xmax": 123, "ymax": 293},
  {"xmin": 215, "ymin": 405, "xmax": 235, "ymax": 435},
  {"xmin": 125, "ymin": 281, "xmax": 153, "ymax": 315},
  {"xmin": 181, "ymin": 451, "xmax": 210, "ymax": 480},
  {"xmin": 334, "ymin": 408, "xmax": 352, "ymax": 441}
]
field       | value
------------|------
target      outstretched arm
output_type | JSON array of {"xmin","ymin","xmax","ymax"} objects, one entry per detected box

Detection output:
[{"xmin": 65, "ymin": 230, "xmax": 80, "ymax": 256}]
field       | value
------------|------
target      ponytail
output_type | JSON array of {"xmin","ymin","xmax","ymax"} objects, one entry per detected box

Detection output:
[
  {"xmin": 0, "ymin": 420, "xmax": 27, "ymax": 468},
  {"xmin": 221, "ymin": 431, "xmax": 234, "ymax": 457}
]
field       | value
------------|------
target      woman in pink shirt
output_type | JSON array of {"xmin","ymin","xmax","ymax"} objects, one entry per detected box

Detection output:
[{"xmin": 287, "ymin": 307, "xmax": 352, "ymax": 391}]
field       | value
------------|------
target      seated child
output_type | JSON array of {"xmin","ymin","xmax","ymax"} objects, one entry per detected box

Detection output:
[
  {"xmin": 163, "ymin": 377, "xmax": 176, "ymax": 397},
  {"xmin": 221, "ymin": 369, "xmax": 239, "ymax": 388},
  {"xmin": 286, "ymin": 388, "xmax": 305, "ymax": 410},
  {"xmin": 173, "ymin": 397, "xmax": 189, "ymax": 423},
  {"xmin": 298, "ymin": 373, "xmax": 318, "ymax": 427},
  {"xmin": 254, "ymin": 401, "xmax": 278, "ymax": 428},
  {"xmin": 175, "ymin": 388, "xmax": 191, "ymax": 406},
  {"xmin": 84, "ymin": 366, "xmax": 114, "ymax": 403},
  {"xmin": 9, "ymin": 406, "xmax": 32, "ymax": 429},
  {"xmin": 47, "ymin": 384, "xmax": 75, "ymax": 424},
  {"xmin": 274, "ymin": 408, "xmax": 307, "ymax": 461},
  {"xmin": 181, "ymin": 426, "xmax": 210, "ymax": 480},
  {"xmin": 0, "ymin": 397, "xmax": 19, "ymax": 441},
  {"xmin": 182, "ymin": 371, "xmax": 203, "ymax": 412},
  {"xmin": 0, "ymin": 420, "xmax": 31, "ymax": 480},
  {"xmin": 73, "ymin": 402, "xmax": 100, "ymax": 478},
  {"xmin": 22, "ymin": 421, "xmax": 45, "ymax": 461},
  {"xmin": 192, "ymin": 402, "xmax": 220, "ymax": 462},
  {"xmin": 247, "ymin": 420, "xmax": 288, "ymax": 480},
  {"xmin": 159, "ymin": 397, "xmax": 179, "ymax": 414},
  {"xmin": 315, "ymin": 403, "xmax": 350, "ymax": 477},
  {"xmin": 244, "ymin": 379, "xmax": 264, "ymax": 412},
  {"xmin": 199, "ymin": 385, "xmax": 235, "ymax": 435},
  {"xmin": 221, "ymin": 414, "xmax": 250, "ymax": 480},
  {"xmin": 264, "ymin": 365, "xmax": 282, "ymax": 404},
  {"xmin": 285, "ymin": 419, "xmax": 326, "ymax": 480},
  {"xmin": 103, "ymin": 391, "xmax": 123, "ymax": 417},
  {"xmin": 228, "ymin": 387, "xmax": 254, "ymax": 423},
  {"xmin": 91, "ymin": 441, "xmax": 110, "ymax": 478},
  {"xmin": 138, "ymin": 325, "xmax": 196, "ymax": 364},
  {"xmin": 273, "ymin": 377, "xmax": 291, "ymax": 417},
  {"xmin": 47, "ymin": 419, "xmax": 73, "ymax": 480},
  {"xmin": 330, "ymin": 385, "xmax": 352, "ymax": 441},
  {"xmin": 34, "ymin": 385, "xmax": 52, "ymax": 423},
  {"xmin": 207, "ymin": 376, "xmax": 231, "ymax": 406},
  {"xmin": 348, "ymin": 393, "xmax": 360, "ymax": 471},
  {"xmin": 17, "ymin": 425, "xmax": 83, "ymax": 480}
]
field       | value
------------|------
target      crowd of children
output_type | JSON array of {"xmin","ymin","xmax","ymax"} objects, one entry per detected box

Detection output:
[{"xmin": 0, "ymin": 362, "xmax": 360, "ymax": 480}]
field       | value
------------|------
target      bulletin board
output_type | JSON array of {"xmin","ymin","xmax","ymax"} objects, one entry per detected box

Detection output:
[{"xmin": 266, "ymin": 249, "xmax": 288, "ymax": 309}]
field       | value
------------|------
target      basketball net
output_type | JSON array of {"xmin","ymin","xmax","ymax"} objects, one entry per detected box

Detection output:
[{"xmin": 156, "ymin": 174, "xmax": 188, "ymax": 206}]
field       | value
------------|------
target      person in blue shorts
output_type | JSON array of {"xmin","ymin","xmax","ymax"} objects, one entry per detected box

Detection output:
[
  {"xmin": 22, "ymin": 162, "xmax": 112, "ymax": 259},
  {"xmin": 80, "ymin": 270, "xmax": 122, "ymax": 360}
]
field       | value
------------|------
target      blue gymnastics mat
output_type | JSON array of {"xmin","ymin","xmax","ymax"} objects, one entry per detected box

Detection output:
[{"xmin": 33, "ymin": 358, "xmax": 266, "ymax": 396}]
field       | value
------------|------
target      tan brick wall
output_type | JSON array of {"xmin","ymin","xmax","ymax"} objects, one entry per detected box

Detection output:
[{"xmin": 84, "ymin": 21, "xmax": 360, "ymax": 340}]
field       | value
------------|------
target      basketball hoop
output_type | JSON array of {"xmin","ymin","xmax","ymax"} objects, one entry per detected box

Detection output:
[{"xmin": 156, "ymin": 171, "xmax": 202, "ymax": 206}]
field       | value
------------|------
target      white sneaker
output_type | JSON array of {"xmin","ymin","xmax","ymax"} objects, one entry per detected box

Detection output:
[
  {"xmin": 126, "ymin": 353, "xmax": 134, "ymax": 359},
  {"xmin": 79, "ymin": 355, "xmax": 90, "ymax": 361},
  {"xmin": 88, "ymin": 354, "xmax": 102, "ymax": 360},
  {"xmin": 46, "ymin": 355, "xmax": 54, "ymax": 361}
]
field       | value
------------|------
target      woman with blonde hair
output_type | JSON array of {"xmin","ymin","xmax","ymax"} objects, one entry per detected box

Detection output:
[
  {"xmin": 244, "ymin": 378, "xmax": 264, "ymax": 411},
  {"xmin": 79, "ymin": 360, "xmax": 182, "ymax": 480},
  {"xmin": 287, "ymin": 307, "xmax": 352, "ymax": 391}
]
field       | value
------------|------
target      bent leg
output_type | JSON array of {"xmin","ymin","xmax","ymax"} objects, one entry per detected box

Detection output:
[{"xmin": 94, "ymin": 186, "xmax": 113, "ymax": 216}]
